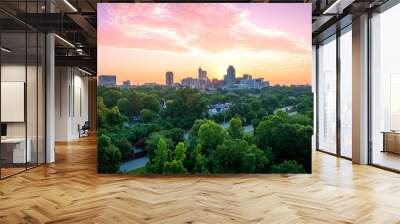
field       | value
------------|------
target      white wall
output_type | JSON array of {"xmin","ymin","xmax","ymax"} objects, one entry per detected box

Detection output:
[
  {"xmin": 55, "ymin": 66, "xmax": 70, "ymax": 141},
  {"xmin": 72, "ymin": 73, "xmax": 89, "ymax": 138},
  {"xmin": 55, "ymin": 67, "xmax": 89, "ymax": 141}
]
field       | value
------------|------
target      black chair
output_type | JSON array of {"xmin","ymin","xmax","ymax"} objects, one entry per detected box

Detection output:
[{"xmin": 79, "ymin": 121, "xmax": 90, "ymax": 138}]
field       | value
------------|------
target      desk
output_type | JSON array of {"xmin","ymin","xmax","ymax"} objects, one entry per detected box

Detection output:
[
  {"xmin": 382, "ymin": 131, "xmax": 400, "ymax": 154},
  {"xmin": 1, "ymin": 138, "xmax": 31, "ymax": 163}
]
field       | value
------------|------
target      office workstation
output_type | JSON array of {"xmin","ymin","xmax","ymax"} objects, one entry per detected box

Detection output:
[{"xmin": 0, "ymin": 81, "xmax": 34, "ymax": 176}]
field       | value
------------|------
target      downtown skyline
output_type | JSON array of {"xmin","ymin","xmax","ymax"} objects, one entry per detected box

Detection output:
[{"xmin": 98, "ymin": 3, "xmax": 311, "ymax": 85}]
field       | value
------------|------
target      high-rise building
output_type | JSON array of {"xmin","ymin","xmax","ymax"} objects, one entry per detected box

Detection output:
[
  {"xmin": 198, "ymin": 67, "xmax": 208, "ymax": 89},
  {"xmin": 98, "ymin": 75, "xmax": 116, "ymax": 86},
  {"xmin": 165, "ymin": 71, "xmax": 174, "ymax": 87},
  {"xmin": 225, "ymin": 65, "xmax": 236, "ymax": 87},
  {"xmin": 198, "ymin": 67, "xmax": 208, "ymax": 81}
]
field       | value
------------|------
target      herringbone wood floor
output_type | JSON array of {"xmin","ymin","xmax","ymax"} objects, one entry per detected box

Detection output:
[{"xmin": 1, "ymin": 136, "xmax": 400, "ymax": 224}]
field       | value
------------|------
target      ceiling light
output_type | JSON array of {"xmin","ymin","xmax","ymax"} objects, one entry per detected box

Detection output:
[
  {"xmin": 1, "ymin": 47, "xmax": 11, "ymax": 53},
  {"xmin": 78, "ymin": 67, "xmax": 93, "ymax": 76},
  {"xmin": 323, "ymin": 0, "xmax": 355, "ymax": 15},
  {"xmin": 54, "ymin": 34, "xmax": 75, "ymax": 48},
  {"xmin": 76, "ymin": 48, "xmax": 85, "ymax": 55},
  {"xmin": 63, "ymin": 0, "xmax": 78, "ymax": 12}
]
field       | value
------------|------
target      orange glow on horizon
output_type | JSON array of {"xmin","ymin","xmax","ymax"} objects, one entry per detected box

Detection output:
[{"xmin": 98, "ymin": 3, "xmax": 312, "ymax": 85}]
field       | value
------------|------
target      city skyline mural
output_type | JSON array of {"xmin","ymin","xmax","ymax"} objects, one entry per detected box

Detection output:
[
  {"xmin": 97, "ymin": 3, "xmax": 313, "ymax": 175},
  {"xmin": 98, "ymin": 3, "xmax": 311, "ymax": 86}
]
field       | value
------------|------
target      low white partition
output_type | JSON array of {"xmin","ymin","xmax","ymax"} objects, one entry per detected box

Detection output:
[{"xmin": 1, "ymin": 138, "xmax": 31, "ymax": 163}]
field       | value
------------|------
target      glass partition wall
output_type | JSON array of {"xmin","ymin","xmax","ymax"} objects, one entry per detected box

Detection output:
[
  {"xmin": 370, "ymin": 3, "xmax": 400, "ymax": 171},
  {"xmin": 0, "ymin": 30, "xmax": 27, "ymax": 177},
  {"xmin": 0, "ymin": 3, "xmax": 46, "ymax": 179}
]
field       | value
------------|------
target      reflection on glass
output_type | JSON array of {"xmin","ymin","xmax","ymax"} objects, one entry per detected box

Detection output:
[
  {"xmin": 1, "ymin": 31, "xmax": 27, "ymax": 177},
  {"xmin": 318, "ymin": 36, "xmax": 337, "ymax": 154},
  {"xmin": 371, "ymin": 3, "xmax": 400, "ymax": 171},
  {"xmin": 340, "ymin": 28, "xmax": 352, "ymax": 158}
]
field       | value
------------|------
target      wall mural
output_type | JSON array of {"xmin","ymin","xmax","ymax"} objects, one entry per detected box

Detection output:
[{"xmin": 97, "ymin": 3, "xmax": 313, "ymax": 174}]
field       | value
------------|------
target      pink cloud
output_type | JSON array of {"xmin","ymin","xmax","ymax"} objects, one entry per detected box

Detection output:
[{"xmin": 98, "ymin": 3, "xmax": 310, "ymax": 54}]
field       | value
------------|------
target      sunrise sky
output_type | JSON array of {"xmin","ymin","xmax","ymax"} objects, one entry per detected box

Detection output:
[{"xmin": 98, "ymin": 3, "xmax": 311, "ymax": 85}]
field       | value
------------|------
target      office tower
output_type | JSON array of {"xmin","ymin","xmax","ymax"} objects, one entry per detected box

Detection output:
[
  {"xmin": 165, "ymin": 71, "xmax": 174, "ymax": 87},
  {"xmin": 198, "ymin": 67, "xmax": 208, "ymax": 89},
  {"xmin": 198, "ymin": 67, "xmax": 208, "ymax": 81},
  {"xmin": 226, "ymin": 65, "xmax": 236, "ymax": 87},
  {"xmin": 98, "ymin": 75, "xmax": 116, "ymax": 86}
]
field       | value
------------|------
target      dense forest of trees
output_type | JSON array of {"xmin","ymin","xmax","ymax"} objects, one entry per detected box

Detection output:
[{"xmin": 97, "ymin": 85, "xmax": 313, "ymax": 174}]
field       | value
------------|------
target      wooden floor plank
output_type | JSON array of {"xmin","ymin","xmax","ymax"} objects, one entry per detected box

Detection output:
[{"xmin": 1, "ymin": 136, "xmax": 400, "ymax": 223}]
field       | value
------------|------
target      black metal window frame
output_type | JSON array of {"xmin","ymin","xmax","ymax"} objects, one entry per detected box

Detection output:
[
  {"xmin": 315, "ymin": 0, "xmax": 400, "ymax": 173},
  {"xmin": 315, "ymin": 21, "xmax": 353, "ymax": 161}
]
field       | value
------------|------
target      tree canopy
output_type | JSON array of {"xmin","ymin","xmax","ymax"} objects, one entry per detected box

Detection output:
[{"xmin": 97, "ymin": 85, "xmax": 313, "ymax": 174}]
